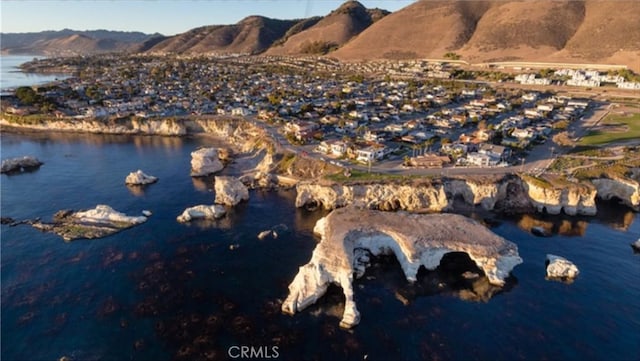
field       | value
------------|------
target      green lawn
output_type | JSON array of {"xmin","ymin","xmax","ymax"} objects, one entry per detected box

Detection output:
[{"xmin": 579, "ymin": 113, "xmax": 640, "ymax": 146}]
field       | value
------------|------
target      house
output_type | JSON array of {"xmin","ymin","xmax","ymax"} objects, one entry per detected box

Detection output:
[
  {"xmin": 328, "ymin": 140, "xmax": 348, "ymax": 157},
  {"xmin": 364, "ymin": 130, "xmax": 387, "ymax": 142},
  {"xmin": 231, "ymin": 107, "xmax": 251, "ymax": 116},
  {"xmin": 356, "ymin": 145, "xmax": 386, "ymax": 163},
  {"xmin": 466, "ymin": 152, "xmax": 498, "ymax": 167},
  {"xmin": 478, "ymin": 143, "xmax": 511, "ymax": 161},
  {"xmin": 537, "ymin": 104, "xmax": 554, "ymax": 112},
  {"xmin": 409, "ymin": 153, "xmax": 451, "ymax": 168},
  {"xmin": 512, "ymin": 128, "xmax": 536, "ymax": 140}
]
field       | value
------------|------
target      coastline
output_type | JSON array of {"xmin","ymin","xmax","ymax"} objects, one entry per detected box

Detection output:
[{"xmin": 3, "ymin": 115, "xmax": 639, "ymax": 216}]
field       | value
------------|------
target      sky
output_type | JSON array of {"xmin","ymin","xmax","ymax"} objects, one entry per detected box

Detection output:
[{"xmin": 1, "ymin": 0, "xmax": 415, "ymax": 36}]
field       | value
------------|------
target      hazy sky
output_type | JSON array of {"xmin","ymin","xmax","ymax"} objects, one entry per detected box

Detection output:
[{"xmin": 1, "ymin": 0, "xmax": 415, "ymax": 36}]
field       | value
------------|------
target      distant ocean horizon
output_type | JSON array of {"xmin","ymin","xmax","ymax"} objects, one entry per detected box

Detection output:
[{"xmin": 0, "ymin": 55, "xmax": 68, "ymax": 90}]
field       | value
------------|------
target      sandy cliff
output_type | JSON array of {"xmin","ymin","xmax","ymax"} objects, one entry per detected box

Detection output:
[{"xmin": 296, "ymin": 175, "xmax": 606, "ymax": 215}]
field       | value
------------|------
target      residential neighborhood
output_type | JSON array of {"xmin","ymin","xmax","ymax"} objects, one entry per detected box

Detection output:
[{"xmin": 3, "ymin": 53, "xmax": 630, "ymax": 173}]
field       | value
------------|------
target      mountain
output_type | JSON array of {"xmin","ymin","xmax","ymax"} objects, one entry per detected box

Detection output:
[
  {"xmin": 2, "ymin": 1, "xmax": 638, "ymax": 70},
  {"xmin": 145, "ymin": 16, "xmax": 300, "ymax": 54},
  {"xmin": 266, "ymin": 0, "xmax": 389, "ymax": 55},
  {"xmin": 1, "ymin": 29, "xmax": 161, "ymax": 55},
  {"xmin": 331, "ymin": 0, "xmax": 640, "ymax": 69},
  {"xmin": 331, "ymin": 0, "xmax": 495, "ymax": 60}
]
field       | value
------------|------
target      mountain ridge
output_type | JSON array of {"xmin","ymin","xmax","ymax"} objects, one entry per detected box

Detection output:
[{"xmin": 2, "ymin": 1, "xmax": 638, "ymax": 70}]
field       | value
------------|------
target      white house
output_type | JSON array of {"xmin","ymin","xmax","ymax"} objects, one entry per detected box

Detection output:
[
  {"xmin": 232, "ymin": 107, "xmax": 251, "ymax": 116},
  {"xmin": 356, "ymin": 146, "xmax": 386, "ymax": 163}
]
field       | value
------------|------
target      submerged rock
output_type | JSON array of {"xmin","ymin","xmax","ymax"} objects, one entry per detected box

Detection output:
[
  {"xmin": 214, "ymin": 176, "xmax": 249, "ymax": 206},
  {"xmin": 31, "ymin": 205, "xmax": 147, "ymax": 241},
  {"xmin": 1, "ymin": 156, "xmax": 43, "ymax": 174},
  {"xmin": 545, "ymin": 254, "xmax": 579, "ymax": 281},
  {"xmin": 531, "ymin": 226, "xmax": 551, "ymax": 237},
  {"xmin": 190, "ymin": 148, "xmax": 223, "ymax": 177},
  {"xmin": 281, "ymin": 206, "xmax": 522, "ymax": 328},
  {"xmin": 176, "ymin": 205, "xmax": 226, "ymax": 223},
  {"xmin": 125, "ymin": 170, "xmax": 158, "ymax": 185}
]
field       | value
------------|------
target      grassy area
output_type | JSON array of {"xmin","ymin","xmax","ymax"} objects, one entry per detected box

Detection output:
[
  {"xmin": 574, "ymin": 163, "xmax": 632, "ymax": 180},
  {"xmin": 579, "ymin": 112, "xmax": 640, "ymax": 146},
  {"xmin": 521, "ymin": 174, "xmax": 554, "ymax": 189},
  {"xmin": 325, "ymin": 169, "xmax": 428, "ymax": 183}
]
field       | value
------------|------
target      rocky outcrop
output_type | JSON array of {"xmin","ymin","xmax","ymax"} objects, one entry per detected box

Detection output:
[
  {"xmin": 176, "ymin": 205, "xmax": 226, "ymax": 223},
  {"xmin": 125, "ymin": 169, "xmax": 158, "ymax": 185},
  {"xmin": 295, "ymin": 175, "xmax": 605, "ymax": 215},
  {"xmin": 295, "ymin": 181, "xmax": 449, "ymax": 212},
  {"xmin": 522, "ymin": 177, "xmax": 597, "ymax": 216},
  {"xmin": 190, "ymin": 148, "xmax": 224, "ymax": 176},
  {"xmin": 632, "ymin": 239, "xmax": 640, "ymax": 253},
  {"xmin": 214, "ymin": 176, "xmax": 249, "ymax": 206},
  {"xmin": 31, "ymin": 204, "xmax": 147, "ymax": 241},
  {"xmin": 282, "ymin": 206, "xmax": 522, "ymax": 328},
  {"xmin": 1, "ymin": 156, "xmax": 43, "ymax": 174},
  {"xmin": 545, "ymin": 254, "xmax": 579, "ymax": 281},
  {"xmin": 592, "ymin": 177, "xmax": 640, "ymax": 211},
  {"xmin": 1, "ymin": 118, "xmax": 188, "ymax": 135}
]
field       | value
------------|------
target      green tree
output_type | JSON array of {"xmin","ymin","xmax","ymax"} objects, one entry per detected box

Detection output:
[{"xmin": 15, "ymin": 86, "xmax": 39, "ymax": 105}]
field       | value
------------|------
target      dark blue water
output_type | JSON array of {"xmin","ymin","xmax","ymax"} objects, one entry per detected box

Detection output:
[
  {"xmin": 1, "ymin": 55, "xmax": 68, "ymax": 90},
  {"xmin": 2, "ymin": 132, "xmax": 639, "ymax": 361}
]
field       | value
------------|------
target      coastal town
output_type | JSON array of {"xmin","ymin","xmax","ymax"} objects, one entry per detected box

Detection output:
[{"xmin": 4, "ymin": 54, "xmax": 639, "ymax": 177}]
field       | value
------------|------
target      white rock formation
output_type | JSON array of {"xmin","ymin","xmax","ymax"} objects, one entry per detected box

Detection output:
[
  {"xmin": 190, "ymin": 148, "xmax": 224, "ymax": 176},
  {"xmin": 214, "ymin": 176, "xmax": 249, "ymax": 206},
  {"xmin": 295, "ymin": 182, "xmax": 450, "ymax": 212},
  {"xmin": 74, "ymin": 205, "xmax": 147, "ymax": 225},
  {"xmin": 545, "ymin": 254, "xmax": 579, "ymax": 280},
  {"xmin": 125, "ymin": 170, "xmax": 158, "ymax": 185},
  {"xmin": 176, "ymin": 205, "xmax": 226, "ymax": 223},
  {"xmin": 522, "ymin": 178, "xmax": 597, "ymax": 216},
  {"xmin": 258, "ymin": 230, "xmax": 273, "ymax": 240},
  {"xmin": 631, "ymin": 239, "xmax": 640, "ymax": 252},
  {"xmin": 592, "ymin": 177, "xmax": 640, "ymax": 211},
  {"xmin": 282, "ymin": 206, "xmax": 522, "ymax": 328},
  {"xmin": 1, "ymin": 156, "xmax": 43, "ymax": 173},
  {"xmin": 142, "ymin": 210, "xmax": 153, "ymax": 217}
]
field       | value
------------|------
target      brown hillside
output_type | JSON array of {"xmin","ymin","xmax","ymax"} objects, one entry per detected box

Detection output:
[
  {"xmin": 462, "ymin": 1, "xmax": 585, "ymax": 54},
  {"xmin": 147, "ymin": 16, "xmax": 298, "ymax": 54},
  {"xmin": 4, "ymin": 34, "xmax": 134, "ymax": 56},
  {"xmin": 332, "ymin": 0, "xmax": 639, "ymax": 70},
  {"xmin": 331, "ymin": 0, "xmax": 494, "ymax": 60},
  {"xmin": 563, "ymin": 1, "xmax": 640, "ymax": 59},
  {"xmin": 267, "ymin": 1, "xmax": 389, "ymax": 56}
]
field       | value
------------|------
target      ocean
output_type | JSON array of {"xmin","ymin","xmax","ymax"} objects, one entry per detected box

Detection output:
[
  {"xmin": 1, "ymin": 55, "xmax": 68, "ymax": 90},
  {"xmin": 1, "ymin": 131, "xmax": 639, "ymax": 361}
]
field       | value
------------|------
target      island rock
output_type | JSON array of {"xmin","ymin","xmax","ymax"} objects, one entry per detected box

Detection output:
[
  {"xmin": 125, "ymin": 170, "xmax": 158, "ymax": 185},
  {"xmin": 281, "ymin": 206, "xmax": 522, "ymax": 328},
  {"xmin": 1, "ymin": 156, "xmax": 43, "ymax": 174},
  {"xmin": 545, "ymin": 254, "xmax": 579, "ymax": 280},
  {"xmin": 176, "ymin": 205, "xmax": 226, "ymax": 222},
  {"xmin": 31, "ymin": 205, "xmax": 147, "ymax": 241},
  {"xmin": 214, "ymin": 176, "xmax": 249, "ymax": 206},
  {"xmin": 190, "ymin": 147, "xmax": 223, "ymax": 176}
]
